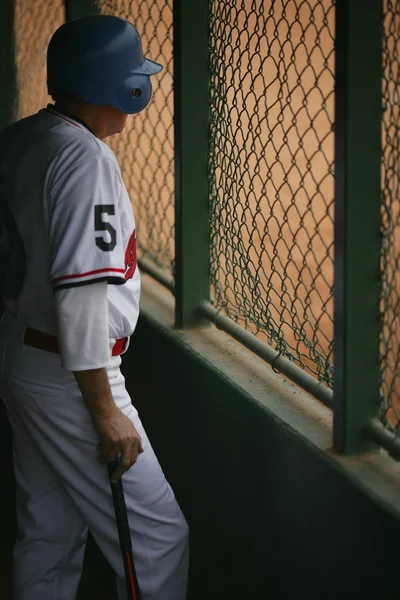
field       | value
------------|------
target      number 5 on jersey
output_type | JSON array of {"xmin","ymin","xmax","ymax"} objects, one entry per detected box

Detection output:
[{"xmin": 95, "ymin": 205, "xmax": 117, "ymax": 252}]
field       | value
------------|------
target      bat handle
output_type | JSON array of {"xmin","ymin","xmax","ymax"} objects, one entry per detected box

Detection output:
[
  {"xmin": 108, "ymin": 461, "xmax": 133, "ymax": 551},
  {"xmin": 108, "ymin": 460, "xmax": 143, "ymax": 600}
]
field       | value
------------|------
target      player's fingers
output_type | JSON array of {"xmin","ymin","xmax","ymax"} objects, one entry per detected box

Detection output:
[
  {"xmin": 98, "ymin": 443, "xmax": 121, "ymax": 465},
  {"xmin": 130, "ymin": 439, "xmax": 143, "ymax": 465},
  {"xmin": 97, "ymin": 441, "xmax": 113, "ymax": 463},
  {"xmin": 111, "ymin": 447, "xmax": 133, "ymax": 482},
  {"xmin": 104, "ymin": 447, "xmax": 121, "ymax": 465}
]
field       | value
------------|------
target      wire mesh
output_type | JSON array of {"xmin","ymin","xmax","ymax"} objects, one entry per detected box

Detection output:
[
  {"xmin": 208, "ymin": 0, "xmax": 335, "ymax": 386},
  {"xmin": 14, "ymin": 0, "xmax": 65, "ymax": 118},
  {"xmin": 95, "ymin": 0, "xmax": 175, "ymax": 274},
  {"xmin": 380, "ymin": 0, "xmax": 400, "ymax": 434}
]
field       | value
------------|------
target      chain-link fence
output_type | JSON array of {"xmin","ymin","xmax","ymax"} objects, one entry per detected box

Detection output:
[
  {"xmin": 14, "ymin": 0, "xmax": 400, "ymax": 429},
  {"xmin": 381, "ymin": 0, "xmax": 400, "ymax": 434},
  {"xmin": 95, "ymin": 0, "xmax": 175, "ymax": 274},
  {"xmin": 208, "ymin": 0, "xmax": 335, "ymax": 386},
  {"xmin": 14, "ymin": 0, "xmax": 64, "ymax": 118}
]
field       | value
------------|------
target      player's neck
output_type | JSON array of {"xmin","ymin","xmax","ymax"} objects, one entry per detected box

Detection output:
[{"xmin": 53, "ymin": 102, "xmax": 110, "ymax": 140}]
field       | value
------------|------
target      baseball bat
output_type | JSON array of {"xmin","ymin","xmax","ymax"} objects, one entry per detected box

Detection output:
[{"xmin": 108, "ymin": 460, "xmax": 143, "ymax": 600}]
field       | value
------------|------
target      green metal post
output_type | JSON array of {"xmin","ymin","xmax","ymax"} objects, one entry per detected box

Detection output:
[
  {"xmin": 65, "ymin": 0, "xmax": 97, "ymax": 20},
  {"xmin": 173, "ymin": 0, "xmax": 210, "ymax": 327},
  {"xmin": 333, "ymin": 0, "xmax": 383, "ymax": 453},
  {"xmin": 0, "ymin": 0, "xmax": 17, "ymax": 130}
]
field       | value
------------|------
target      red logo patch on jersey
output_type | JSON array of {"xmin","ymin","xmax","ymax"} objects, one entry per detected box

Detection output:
[{"xmin": 124, "ymin": 230, "xmax": 137, "ymax": 280}]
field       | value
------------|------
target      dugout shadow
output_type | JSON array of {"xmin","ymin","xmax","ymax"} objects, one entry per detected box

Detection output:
[{"xmin": 122, "ymin": 308, "xmax": 400, "ymax": 600}]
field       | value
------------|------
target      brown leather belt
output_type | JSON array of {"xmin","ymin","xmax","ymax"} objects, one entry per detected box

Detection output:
[{"xmin": 23, "ymin": 327, "xmax": 128, "ymax": 357}]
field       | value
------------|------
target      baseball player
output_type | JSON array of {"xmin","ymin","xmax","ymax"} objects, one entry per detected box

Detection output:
[{"xmin": 0, "ymin": 15, "xmax": 188, "ymax": 600}]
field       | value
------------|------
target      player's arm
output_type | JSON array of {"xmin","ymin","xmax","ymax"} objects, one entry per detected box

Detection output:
[
  {"xmin": 49, "ymin": 156, "xmax": 142, "ymax": 480},
  {"xmin": 54, "ymin": 281, "xmax": 143, "ymax": 481},
  {"xmin": 72, "ymin": 367, "xmax": 144, "ymax": 483},
  {"xmin": 73, "ymin": 366, "xmax": 116, "ymax": 417}
]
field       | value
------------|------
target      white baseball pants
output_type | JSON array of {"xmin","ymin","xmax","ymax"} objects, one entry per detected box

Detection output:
[{"xmin": 0, "ymin": 310, "xmax": 189, "ymax": 600}]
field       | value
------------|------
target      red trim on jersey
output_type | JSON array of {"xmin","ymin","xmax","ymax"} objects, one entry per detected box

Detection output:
[
  {"xmin": 53, "ymin": 267, "xmax": 125, "ymax": 283},
  {"xmin": 45, "ymin": 108, "xmax": 82, "ymax": 130}
]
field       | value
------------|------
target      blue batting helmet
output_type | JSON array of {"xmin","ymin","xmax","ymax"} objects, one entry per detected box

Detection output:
[{"xmin": 47, "ymin": 15, "xmax": 163, "ymax": 114}]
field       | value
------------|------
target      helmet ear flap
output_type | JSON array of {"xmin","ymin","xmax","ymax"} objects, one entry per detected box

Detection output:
[{"xmin": 117, "ymin": 75, "xmax": 152, "ymax": 114}]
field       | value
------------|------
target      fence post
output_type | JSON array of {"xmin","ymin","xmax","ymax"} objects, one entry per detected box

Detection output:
[
  {"xmin": 0, "ymin": 0, "xmax": 16, "ymax": 129},
  {"xmin": 333, "ymin": 0, "xmax": 383, "ymax": 453},
  {"xmin": 64, "ymin": 0, "xmax": 97, "ymax": 21},
  {"xmin": 173, "ymin": 0, "xmax": 210, "ymax": 327}
]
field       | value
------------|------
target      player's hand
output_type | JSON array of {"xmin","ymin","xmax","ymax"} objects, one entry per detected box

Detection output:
[{"xmin": 94, "ymin": 410, "xmax": 144, "ymax": 482}]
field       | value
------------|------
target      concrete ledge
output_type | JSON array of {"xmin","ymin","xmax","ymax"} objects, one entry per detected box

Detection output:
[{"xmin": 139, "ymin": 273, "xmax": 400, "ymax": 521}]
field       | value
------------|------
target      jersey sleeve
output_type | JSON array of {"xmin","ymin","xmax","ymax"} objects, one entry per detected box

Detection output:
[
  {"xmin": 49, "ymin": 156, "xmax": 127, "ymax": 292},
  {"xmin": 55, "ymin": 281, "xmax": 111, "ymax": 371}
]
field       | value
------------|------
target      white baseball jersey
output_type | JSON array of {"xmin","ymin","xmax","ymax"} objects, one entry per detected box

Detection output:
[{"xmin": 0, "ymin": 107, "xmax": 140, "ymax": 349}]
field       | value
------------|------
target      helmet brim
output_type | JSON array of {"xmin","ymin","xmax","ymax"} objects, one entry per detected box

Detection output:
[{"xmin": 132, "ymin": 58, "xmax": 163, "ymax": 76}]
